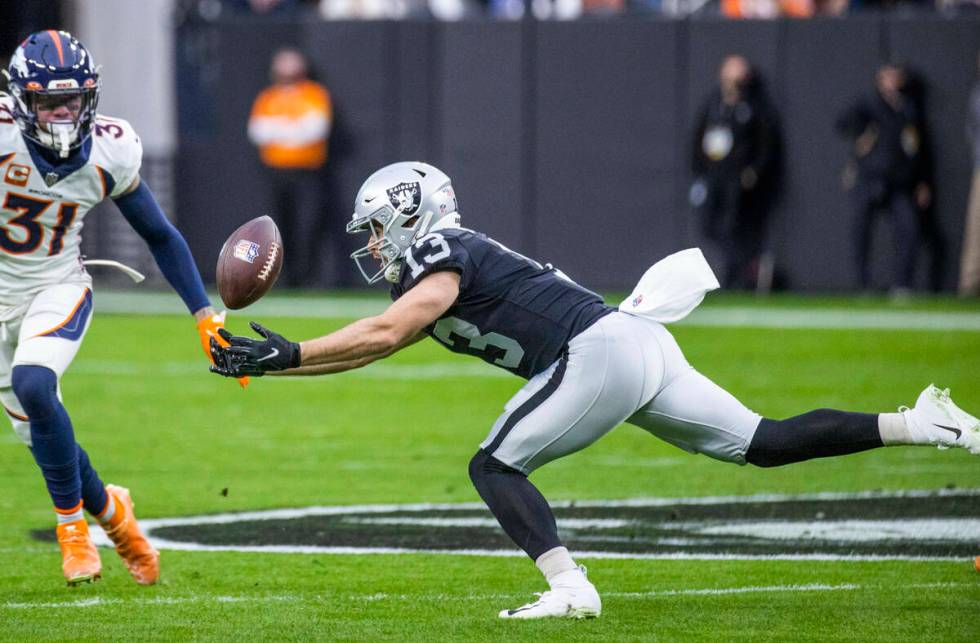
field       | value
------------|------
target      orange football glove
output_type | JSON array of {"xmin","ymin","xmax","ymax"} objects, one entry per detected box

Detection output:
[{"xmin": 197, "ymin": 311, "xmax": 249, "ymax": 388}]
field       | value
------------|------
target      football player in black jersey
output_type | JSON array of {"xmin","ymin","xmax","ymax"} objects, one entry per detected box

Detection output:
[{"xmin": 211, "ymin": 162, "xmax": 979, "ymax": 620}]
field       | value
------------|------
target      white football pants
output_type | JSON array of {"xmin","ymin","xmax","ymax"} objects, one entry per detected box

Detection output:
[
  {"xmin": 481, "ymin": 311, "xmax": 762, "ymax": 474},
  {"xmin": 0, "ymin": 283, "xmax": 93, "ymax": 446}
]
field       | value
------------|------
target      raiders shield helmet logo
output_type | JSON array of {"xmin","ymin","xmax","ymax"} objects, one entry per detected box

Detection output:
[{"xmin": 386, "ymin": 181, "xmax": 421, "ymax": 215}]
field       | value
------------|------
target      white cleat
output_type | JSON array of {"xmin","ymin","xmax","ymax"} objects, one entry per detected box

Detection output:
[
  {"xmin": 900, "ymin": 384, "xmax": 980, "ymax": 455},
  {"xmin": 499, "ymin": 571, "xmax": 601, "ymax": 620}
]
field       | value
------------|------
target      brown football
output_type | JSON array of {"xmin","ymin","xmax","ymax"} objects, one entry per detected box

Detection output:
[{"xmin": 216, "ymin": 215, "xmax": 284, "ymax": 310}]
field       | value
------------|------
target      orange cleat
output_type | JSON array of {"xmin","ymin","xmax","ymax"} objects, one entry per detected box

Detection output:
[
  {"xmin": 56, "ymin": 519, "xmax": 102, "ymax": 587},
  {"xmin": 102, "ymin": 484, "xmax": 159, "ymax": 585}
]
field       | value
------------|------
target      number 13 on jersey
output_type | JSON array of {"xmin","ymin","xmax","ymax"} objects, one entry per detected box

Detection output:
[{"xmin": 404, "ymin": 232, "xmax": 451, "ymax": 278}]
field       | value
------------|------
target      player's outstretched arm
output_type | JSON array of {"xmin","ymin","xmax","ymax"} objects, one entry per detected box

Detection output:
[
  {"xmin": 115, "ymin": 179, "xmax": 248, "ymax": 386},
  {"xmin": 279, "ymin": 332, "xmax": 428, "ymax": 376},
  {"xmin": 210, "ymin": 271, "xmax": 460, "ymax": 378},
  {"xmin": 114, "ymin": 180, "xmax": 211, "ymax": 315}
]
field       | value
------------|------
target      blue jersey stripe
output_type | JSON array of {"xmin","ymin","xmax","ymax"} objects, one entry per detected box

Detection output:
[{"xmin": 38, "ymin": 288, "xmax": 93, "ymax": 341}]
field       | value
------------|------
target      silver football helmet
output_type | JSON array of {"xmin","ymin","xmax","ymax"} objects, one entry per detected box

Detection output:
[{"xmin": 347, "ymin": 162, "xmax": 460, "ymax": 284}]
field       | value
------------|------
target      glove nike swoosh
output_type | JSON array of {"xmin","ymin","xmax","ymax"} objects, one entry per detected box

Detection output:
[{"xmin": 256, "ymin": 348, "xmax": 280, "ymax": 362}]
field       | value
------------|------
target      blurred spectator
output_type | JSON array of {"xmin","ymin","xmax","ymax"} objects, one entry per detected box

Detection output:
[
  {"xmin": 836, "ymin": 64, "xmax": 935, "ymax": 295},
  {"xmin": 691, "ymin": 55, "xmax": 782, "ymax": 290},
  {"xmin": 850, "ymin": 0, "xmax": 934, "ymax": 12},
  {"xmin": 721, "ymin": 0, "xmax": 813, "ymax": 17},
  {"xmin": 959, "ymin": 53, "xmax": 980, "ymax": 297},
  {"xmin": 320, "ymin": 0, "xmax": 415, "ymax": 19},
  {"xmin": 721, "ymin": 0, "xmax": 781, "ymax": 17},
  {"xmin": 486, "ymin": 0, "xmax": 593, "ymax": 19},
  {"xmin": 248, "ymin": 48, "xmax": 332, "ymax": 288},
  {"xmin": 319, "ymin": 0, "xmax": 472, "ymax": 18},
  {"xmin": 223, "ymin": 0, "xmax": 304, "ymax": 12}
]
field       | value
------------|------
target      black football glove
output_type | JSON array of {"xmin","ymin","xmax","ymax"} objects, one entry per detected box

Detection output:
[{"xmin": 209, "ymin": 321, "xmax": 301, "ymax": 378}]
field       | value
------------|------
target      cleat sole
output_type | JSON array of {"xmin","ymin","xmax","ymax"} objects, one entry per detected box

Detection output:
[
  {"xmin": 570, "ymin": 607, "xmax": 601, "ymax": 619},
  {"xmin": 66, "ymin": 573, "xmax": 101, "ymax": 587}
]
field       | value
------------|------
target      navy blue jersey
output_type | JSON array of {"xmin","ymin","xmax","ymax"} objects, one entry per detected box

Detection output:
[{"xmin": 390, "ymin": 227, "xmax": 614, "ymax": 379}]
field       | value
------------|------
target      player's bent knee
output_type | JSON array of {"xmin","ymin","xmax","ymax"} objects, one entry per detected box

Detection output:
[
  {"xmin": 468, "ymin": 449, "xmax": 523, "ymax": 487},
  {"xmin": 10, "ymin": 365, "xmax": 59, "ymax": 419},
  {"xmin": 11, "ymin": 421, "xmax": 32, "ymax": 446},
  {"xmin": 0, "ymin": 388, "xmax": 33, "ymax": 447}
]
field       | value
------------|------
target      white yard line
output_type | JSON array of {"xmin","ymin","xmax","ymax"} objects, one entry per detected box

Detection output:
[
  {"xmin": 99, "ymin": 542, "xmax": 962, "ymax": 562},
  {"xmin": 0, "ymin": 594, "xmax": 301, "ymax": 610},
  {"xmin": 90, "ymin": 292, "xmax": 980, "ymax": 331},
  {"xmin": 2, "ymin": 582, "xmax": 970, "ymax": 610}
]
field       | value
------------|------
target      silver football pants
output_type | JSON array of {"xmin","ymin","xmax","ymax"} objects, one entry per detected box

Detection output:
[{"xmin": 480, "ymin": 311, "xmax": 762, "ymax": 474}]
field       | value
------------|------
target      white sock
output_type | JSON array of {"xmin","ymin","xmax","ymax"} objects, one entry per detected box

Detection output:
[
  {"xmin": 96, "ymin": 492, "xmax": 116, "ymax": 524},
  {"xmin": 549, "ymin": 566, "xmax": 590, "ymax": 589},
  {"xmin": 535, "ymin": 546, "xmax": 587, "ymax": 588},
  {"xmin": 56, "ymin": 504, "xmax": 84, "ymax": 525},
  {"xmin": 878, "ymin": 412, "xmax": 913, "ymax": 446}
]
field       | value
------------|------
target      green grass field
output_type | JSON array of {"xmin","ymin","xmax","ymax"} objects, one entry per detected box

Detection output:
[{"xmin": 1, "ymin": 292, "xmax": 978, "ymax": 640}]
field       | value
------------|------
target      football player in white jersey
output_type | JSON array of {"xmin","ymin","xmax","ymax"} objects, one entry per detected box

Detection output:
[
  {"xmin": 1, "ymin": 30, "xmax": 241, "ymax": 587},
  {"xmin": 212, "ymin": 164, "xmax": 980, "ymax": 619}
]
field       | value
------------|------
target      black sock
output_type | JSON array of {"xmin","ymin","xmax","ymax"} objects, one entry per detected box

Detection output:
[
  {"xmin": 746, "ymin": 409, "xmax": 882, "ymax": 467},
  {"xmin": 468, "ymin": 449, "xmax": 561, "ymax": 560}
]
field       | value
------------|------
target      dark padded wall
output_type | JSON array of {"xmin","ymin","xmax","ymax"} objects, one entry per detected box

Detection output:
[
  {"xmin": 534, "ymin": 21, "xmax": 681, "ymax": 290},
  {"xmin": 299, "ymin": 21, "xmax": 401, "ymax": 285},
  {"xmin": 779, "ymin": 17, "xmax": 885, "ymax": 291},
  {"xmin": 437, "ymin": 22, "xmax": 526, "ymax": 248},
  {"xmin": 176, "ymin": 16, "xmax": 980, "ymax": 291}
]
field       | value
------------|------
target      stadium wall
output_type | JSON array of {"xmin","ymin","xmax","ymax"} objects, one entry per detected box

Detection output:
[{"xmin": 175, "ymin": 15, "xmax": 980, "ymax": 292}]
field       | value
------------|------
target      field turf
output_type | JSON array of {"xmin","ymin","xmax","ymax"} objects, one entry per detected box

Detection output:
[{"xmin": 1, "ymin": 292, "xmax": 978, "ymax": 640}]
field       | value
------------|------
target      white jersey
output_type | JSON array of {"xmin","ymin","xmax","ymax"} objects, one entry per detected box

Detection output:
[{"xmin": 0, "ymin": 94, "xmax": 141, "ymax": 311}]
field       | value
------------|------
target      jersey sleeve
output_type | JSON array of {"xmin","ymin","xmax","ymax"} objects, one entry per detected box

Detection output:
[
  {"xmin": 95, "ymin": 116, "xmax": 143, "ymax": 198},
  {"xmin": 400, "ymin": 231, "xmax": 473, "ymax": 293}
]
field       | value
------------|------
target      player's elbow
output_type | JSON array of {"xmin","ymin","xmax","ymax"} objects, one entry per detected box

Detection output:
[
  {"xmin": 375, "ymin": 329, "xmax": 403, "ymax": 355},
  {"xmin": 367, "ymin": 318, "xmax": 412, "ymax": 356}
]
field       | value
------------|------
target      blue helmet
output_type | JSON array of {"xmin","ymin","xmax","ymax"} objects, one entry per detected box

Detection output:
[{"xmin": 4, "ymin": 30, "xmax": 100, "ymax": 157}]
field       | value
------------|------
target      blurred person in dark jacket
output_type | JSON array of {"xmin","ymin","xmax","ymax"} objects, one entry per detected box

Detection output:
[
  {"xmin": 836, "ymin": 63, "xmax": 937, "ymax": 295},
  {"xmin": 960, "ymin": 53, "xmax": 980, "ymax": 297},
  {"xmin": 691, "ymin": 55, "xmax": 782, "ymax": 290}
]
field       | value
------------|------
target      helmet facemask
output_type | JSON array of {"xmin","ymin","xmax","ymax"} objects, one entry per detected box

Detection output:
[
  {"xmin": 347, "ymin": 205, "xmax": 430, "ymax": 284},
  {"xmin": 16, "ymin": 85, "xmax": 99, "ymax": 157}
]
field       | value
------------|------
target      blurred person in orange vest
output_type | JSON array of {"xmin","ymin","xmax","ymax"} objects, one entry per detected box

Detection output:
[{"xmin": 248, "ymin": 47, "xmax": 332, "ymax": 287}]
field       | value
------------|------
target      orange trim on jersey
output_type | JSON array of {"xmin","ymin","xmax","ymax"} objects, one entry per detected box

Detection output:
[
  {"xmin": 95, "ymin": 166, "xmax": 109, "ymax": 199},
  {"xmin": 0, "ymin": 153, "xmax": 14, "ymax": 169},
  {"xmin": 48, "ymin": 30, "xmax": 65, "ymax": 66},
  {"xmin": 55, "ymin": 500, "xmax": 83, "ymax": 515},
  {"xmin": 3, "ymin": 405, "xmax": 27, "ymax": 421},
  {"xmin": 34, "ymin": 287, "xmax": 91, "ymax": 338}
]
